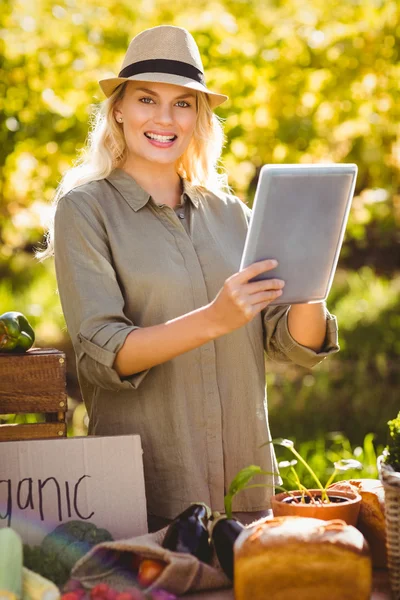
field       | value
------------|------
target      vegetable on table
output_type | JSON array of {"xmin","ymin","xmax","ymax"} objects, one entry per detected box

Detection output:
[
  {"xmin": 161, "ymin": 503, "xmax": 212, "ymax": 563},
  {"xmin": 0, "ymin": 527, "xmax": 23, "ymax": 600},
  {"xmin": 0, "ymin": 311, "xmax": 35, "ymax": 353},
  {"xmin": 22, "ymin": 566, "xmax": 60, "ymax": 600},
  {"xmin": 23, "ymin": 545, "xmax": 69, "ymax": 589},
  {"xmin": 24, "ymin": 521, "xmax": 114, "ymax": 587},
  {"xmin": 96, "ymin": 551, "xmax": 166, "ymax": 589},
  {"xmin": 210, "ymin": 514, "xmax": 244, "ymax": 582}
]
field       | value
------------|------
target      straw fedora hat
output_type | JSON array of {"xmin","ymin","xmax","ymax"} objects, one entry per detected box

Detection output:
[{"xmin": 98, "ymin": 25, "xmax": 228, "ymax": 109}]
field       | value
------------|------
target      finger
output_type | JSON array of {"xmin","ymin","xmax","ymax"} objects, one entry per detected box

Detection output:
[
  {"xmin": 242, "ymin": 279, "xmax": 285, "ymax": 295},
  {"xmin": 236, "ymin": 259, "xmax": 278, "ymax": 284},
  {"xmin": 253, "ymin": 297, "xmax": 282, "ymax": 314},
  {"xmin": 246, "ymin": 289, "xmax": 283, "ymax": 305}
]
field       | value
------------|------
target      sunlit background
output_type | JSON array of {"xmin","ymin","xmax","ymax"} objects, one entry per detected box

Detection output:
[{"xmin": 1, "ymin": 0, "xmax": 399, "ymax": 486}]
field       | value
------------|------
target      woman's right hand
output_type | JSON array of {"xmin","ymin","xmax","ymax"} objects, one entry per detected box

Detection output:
[{"xmin": 206, "ymin": 259, "xmax": 285, "ymax": 336}]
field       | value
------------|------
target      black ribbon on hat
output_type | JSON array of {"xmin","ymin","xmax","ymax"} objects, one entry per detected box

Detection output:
[{"xmin": 118, "ymin": 59, "xmax": 205, "ymax": 86}]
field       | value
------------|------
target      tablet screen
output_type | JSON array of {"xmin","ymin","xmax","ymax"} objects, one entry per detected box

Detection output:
[{"xmin": 240, "ymin": 164, "xmax": 358, "ymax": 304}]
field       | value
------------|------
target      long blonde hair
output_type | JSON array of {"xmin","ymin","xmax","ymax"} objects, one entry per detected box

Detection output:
[{"xmin": 36, "ymin": 82, "xmax": 227, "ymax": 261}]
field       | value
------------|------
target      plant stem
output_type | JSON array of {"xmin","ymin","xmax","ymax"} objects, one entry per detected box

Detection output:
[
  {"xmin": 224, "ymin": 496, "xmax": 233, "ymax": 519},
  {"xmin": 324, "ymin": 468, "xmax": 338, "ymax": 490},
  {"xmin": 289, "ymin": 466, "xmax": 303, "ymax": 490},
  {"xmin": 289, "ymin": 446, "xmax": 327, "ymax": 496}
]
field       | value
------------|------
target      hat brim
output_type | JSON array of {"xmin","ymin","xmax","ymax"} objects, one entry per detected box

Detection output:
[{"xmin": 98, "ymin": 72, "xmax": 228, "ymax": 108}]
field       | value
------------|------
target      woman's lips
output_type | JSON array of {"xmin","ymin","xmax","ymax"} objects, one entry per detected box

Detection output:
[{"xmin": 144, "ymin": 133, "xmax": 177, "ymax": 148}]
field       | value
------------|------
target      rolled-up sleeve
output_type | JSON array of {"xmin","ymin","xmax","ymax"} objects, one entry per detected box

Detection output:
[
  {"xmin": 262, "ymin": 304, "xmax": 339, "ymax": 369},
  {"xmin": 54, "ymin": 191, "xmax": 150, "ymax": 390}
]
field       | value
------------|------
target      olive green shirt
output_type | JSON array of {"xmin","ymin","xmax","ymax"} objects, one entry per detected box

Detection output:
[{"xmin": 53, "ymin": 168, "xmax": 339, "ymax": 519}]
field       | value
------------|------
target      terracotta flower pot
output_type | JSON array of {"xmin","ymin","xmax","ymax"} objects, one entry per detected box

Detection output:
[{"xmin": 271, "ymin": 489, "xmax": 362, "ymax": 526}]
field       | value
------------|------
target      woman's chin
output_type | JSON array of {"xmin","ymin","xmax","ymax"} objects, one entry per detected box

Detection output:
[{"xmin": 145, "ymin": 150, "xmax": 181, "ymax": 165}]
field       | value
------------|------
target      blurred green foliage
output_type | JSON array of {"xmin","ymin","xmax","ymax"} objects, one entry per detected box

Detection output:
[
  {"xmin": 0, "ymin": 0, "xmax": 399, "ymax": 447},
  {"xmin": 267, "ymin": 267, "xmax": 400, "ymax": 445}
]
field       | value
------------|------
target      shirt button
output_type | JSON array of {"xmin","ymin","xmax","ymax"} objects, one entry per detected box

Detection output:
[{"xmin": 178, "ymin": 213, "xmax": 185, "ymax": 219}]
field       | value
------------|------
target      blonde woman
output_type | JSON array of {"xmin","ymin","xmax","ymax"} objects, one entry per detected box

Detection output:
[{"xmin": 38, "ymin": 25, "xmax": 339, "ymax": 531}]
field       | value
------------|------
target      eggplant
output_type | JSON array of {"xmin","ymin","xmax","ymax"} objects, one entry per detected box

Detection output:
[
  {"xmin": 161, "ymin": 502, "xmax": 212, "ymax": 563},
  {"xmin": 211, "ymin": 515, "xmax": 244, "ymax": 581}
]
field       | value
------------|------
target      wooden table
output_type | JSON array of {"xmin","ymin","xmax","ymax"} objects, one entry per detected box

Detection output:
[{"xmin": 180, "ymin": 569, "xmax": 391, "ymax": 599}]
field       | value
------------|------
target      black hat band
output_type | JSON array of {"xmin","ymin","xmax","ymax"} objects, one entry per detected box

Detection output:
[{"xmin": 118, "ymin": 59, "xmax": 206, "ymax": 86}]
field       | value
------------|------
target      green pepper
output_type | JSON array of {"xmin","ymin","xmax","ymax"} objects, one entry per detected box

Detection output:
[{"xmin": 0, "ymin": 311, "xmax": 35, "ymax": 353}]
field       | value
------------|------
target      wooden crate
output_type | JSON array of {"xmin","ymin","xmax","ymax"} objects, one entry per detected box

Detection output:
[{"xmin": 0, "ymin": 348, "xmax": 67, "ymax": 441}]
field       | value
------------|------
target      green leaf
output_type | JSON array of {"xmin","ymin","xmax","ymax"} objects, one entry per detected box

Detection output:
[
  {"xmin": 226, "ymin": 465, "xmax": 266, "ymax": 497},
  {"xmin": 224, "ymin": 465, "xmax": 276, "ymax": 518}
]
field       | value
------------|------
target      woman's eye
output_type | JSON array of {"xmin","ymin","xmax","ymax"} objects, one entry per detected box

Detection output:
[{"xmin": 138, "ymin": 98, "xmax": 190, "ymax": 107}]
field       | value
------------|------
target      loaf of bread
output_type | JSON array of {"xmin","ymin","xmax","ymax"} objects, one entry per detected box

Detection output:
[
  {"xmin": 329, "ymin": 478, "xmax": 386, "ymax": 568},
  {"xmin": 234, "ymin": 516, "xmax": 372, "ymax": 600}
]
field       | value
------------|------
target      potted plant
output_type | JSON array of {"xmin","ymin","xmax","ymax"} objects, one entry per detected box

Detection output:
[
  {"xmin": 378, "ymin": 411, "xmax": 400, "ymax": 600},
  {"xmin": 225, "ymin": 438, "xmax": 363, "ymax": 526}
]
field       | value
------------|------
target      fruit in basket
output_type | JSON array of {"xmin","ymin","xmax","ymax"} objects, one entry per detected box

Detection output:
[
  {"xmin": 0, "ymin": 527, "xmax": 23, "ymax": 600},
  {"xmin": 161, "ymin": 503, "xmax": 212, "ymax": 563},
  {"xmin": 0, "ymin": 311, "xmax": 35, "ymax": 352}
]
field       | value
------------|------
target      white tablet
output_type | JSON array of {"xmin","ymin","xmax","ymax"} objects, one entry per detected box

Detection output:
[{"xmin": 240, "ymin": 163, "xmax": 358, "ymax": 305}]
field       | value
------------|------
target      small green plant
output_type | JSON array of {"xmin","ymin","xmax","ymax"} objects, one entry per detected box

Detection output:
[
  {"xmin": 224, "ymin": 438, "xmax": 362, "ymax": 517},
  {"xmin": 382, "ymin": 411, "xmax": 400, "ymax": 472},
  {"xmin": 224, "ymin": 465, "xmax": 285, "ymax": 519},
  {"xmin": 269, "ymin": 438, "xmax": 362, "ymax": 502}
]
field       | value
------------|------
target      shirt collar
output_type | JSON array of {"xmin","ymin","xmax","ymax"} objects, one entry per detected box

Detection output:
[{"xmin": 105, "ymin": 168, "xmax": 200, "ymax": 211}]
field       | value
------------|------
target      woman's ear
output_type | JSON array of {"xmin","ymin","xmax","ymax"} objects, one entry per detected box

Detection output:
[
  {"xmin": 114, "ymin": 108, "xmax": 123, "ymax": 123},
  {"xmin": 113, "ymin": 98, "xmax": 123, "ymax": 123}
]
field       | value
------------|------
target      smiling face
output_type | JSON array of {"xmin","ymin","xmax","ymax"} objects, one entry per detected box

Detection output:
[{"xmin": 114, "ymin": 80, "xmax": 198, "ymax": 170}]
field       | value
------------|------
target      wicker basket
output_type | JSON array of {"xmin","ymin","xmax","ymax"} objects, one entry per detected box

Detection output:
[{"xmin": 379, "ymin": 455, "xmax": 400, "ymax": 600}]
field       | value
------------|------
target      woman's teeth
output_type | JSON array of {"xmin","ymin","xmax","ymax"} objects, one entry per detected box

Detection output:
[{"xmin": 145, "ymin": 133, "xmax": 176, "ymax": 142}]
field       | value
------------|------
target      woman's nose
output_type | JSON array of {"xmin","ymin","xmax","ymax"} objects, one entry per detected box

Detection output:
[{"xmin": 154, "ymin": 103, "xmax": 174, "ymax": 125}]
